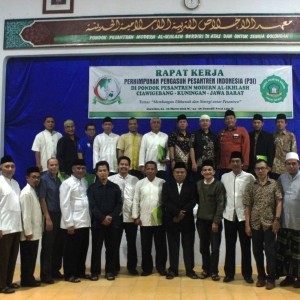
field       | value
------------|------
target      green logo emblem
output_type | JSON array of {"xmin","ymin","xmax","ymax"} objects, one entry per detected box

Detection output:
[
  {"xmin": 260, "ymin": 75, "xmax": 288, "ymax": 103},
  {"xmin": 93, "ymin": 76, "xmax": 121, "ymax": 105}
]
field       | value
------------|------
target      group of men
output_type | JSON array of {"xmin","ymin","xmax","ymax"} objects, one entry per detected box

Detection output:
[{"xmin": 0, "ymin": 109, "xmax": 299, "ymax": 294}]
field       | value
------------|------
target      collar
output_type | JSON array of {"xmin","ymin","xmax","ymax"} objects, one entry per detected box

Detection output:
[{"xmin": 204, "ymin": 178, "xmax": 215, "ymax": 185}]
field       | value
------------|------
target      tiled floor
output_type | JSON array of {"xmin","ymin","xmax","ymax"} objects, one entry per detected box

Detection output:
[{"xmin": 5, "ymin": 266, "xmax": 300, "ymax": 300}]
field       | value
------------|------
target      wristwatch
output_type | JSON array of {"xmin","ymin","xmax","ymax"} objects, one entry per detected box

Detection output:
[{"xmin": 184, "ymin": 0, "xmax": 200, "ymax": 10}]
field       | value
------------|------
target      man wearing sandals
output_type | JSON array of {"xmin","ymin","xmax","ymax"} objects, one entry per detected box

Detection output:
[
  {"xmin": 196, "ymin": 160, "xmax": 225, "ymax": 281},
  {"xmin": 0, "ymin": 155, "xmax": 22, "ymax": 294}
]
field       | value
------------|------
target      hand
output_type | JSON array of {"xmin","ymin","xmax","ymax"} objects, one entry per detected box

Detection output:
[
  {"xmin": 67, "ymin": 226, "xmax": 75, "ymax": 235},
  {"xmin": 272, "ymin": 219, "xmax": 280, "ymax": 234},
  {"xmin": 177, "ymin": 210, "xmax": 186, "ymax": 221},
  {"xmin": 45, "ymin": 218, "xmax": 53, "ymax": 232},
  {"xmin": 0, "ymin": 230, "xmax": 2, "ymax": 239},
  {"xmin": 134, "ymin": 218, "xmax": 142, "ymax": 225},
  {"xmin": 191, "ymin": 162, "xmax": 198, "ymax": 172},
  {"xmin": 102, "ymin": 215, "xmax": 112, "ymax": 226},
  {"xmin": 25, "ymin": 234, "xmax": 33, "ymax": 240},
  {"xmin": 37, "ymin": 164, "xmax": 43, "ymax": 172},
  {"xmin": 212, "ymin": 222, "xmax": 218, "ymax": 233},
  {"xmin": 245, "ymin": 224, "xmax": 252, "ymax": 236}
]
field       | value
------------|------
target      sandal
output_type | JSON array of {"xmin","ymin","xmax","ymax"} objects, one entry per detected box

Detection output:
[
  {"xmin": 211, "ymin": 274, "xmax": 220, "ymax": 281},
  {"xmin": 9, "ymin": 283, "xmax": 20, "ymax": 289},
  {"xmin": 1, "ymin": 287, "xmax": 15, "ymax": 294},
  {"xmin": 90, "ymin": 275, "xmax": 99, "ymax": 281},
  {"xmin": 199, "ymin": 271, "xmax": 209, "ymax": 279},
  {"xmin": 66, "ymin": 276, "xmax": 81, "ymax": 283}
]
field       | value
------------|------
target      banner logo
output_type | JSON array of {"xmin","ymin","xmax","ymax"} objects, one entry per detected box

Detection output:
[
  {"xmin": 260, "ymin": 75, "xmax": 288, "ymax": 103},
  {"xmin": 93, "ymin": 76, "xmax": 121, "ymax": 105}
]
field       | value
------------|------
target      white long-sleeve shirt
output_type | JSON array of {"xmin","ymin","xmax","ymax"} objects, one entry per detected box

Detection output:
[
  {"xmin": 60, "ymin": 175, "xmax": 91, "ymax": 229},
  {"xmin": 132, "ymin": 177, "xmax": 165, "ymax": 226},
  {"xmin": 108, "ymin": 173, "xmax": 139, "ymax": 223},
  {"xmin": 0, "ymin": 175, "xmax": 22, "ymax": 235},
  {"xmin": 139, "ymin": 131, "xmax": 169, "ymax": 171},
  {"xmin": 20, "ymin": 183, "xmax": 43, "ymax": 241},
  {"xmin": 93, "ymin": 132, "xmax": 119, "ymax": 172},
  {"xmin": 31, "ymin": 129, "xmax": 62, "ymax": 171},
  {"xmin": 221, "ymin": 171, "xmax": 255, "ymax": 221}
]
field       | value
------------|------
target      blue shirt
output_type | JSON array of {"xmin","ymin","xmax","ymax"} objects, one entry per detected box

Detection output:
[
  {"xmin": 39, "ymin": 172, "xmax": 61, "ymax": 213},
  {"xmin": 77, "ymin": 135, "xmax": 94, "ymax": 173}
]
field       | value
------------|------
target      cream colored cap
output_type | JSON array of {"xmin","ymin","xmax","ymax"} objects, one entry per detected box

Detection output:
[{"xmin": 285, "ymin": 152, "xmax": 299, "ymax": 161}]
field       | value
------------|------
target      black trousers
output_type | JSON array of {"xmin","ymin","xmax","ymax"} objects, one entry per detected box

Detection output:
[
  {"xmin": 40, "ymin": 212, "xmax": 65, "ymax": 280},
  {"xmin": 90, "ymin": 225, "xmax": 119, "ymax": 276},
  {"xmin": 252, "ymin": 228, "xmax": 276, "ymax": 281},
  {"xmin": 63, "ymin": 227, "xmax": 89, "ymax": 279},
  {"xmin": 166, "ymin": 224, "xmax": 195, "ymax": 274},
  {"xmin": 20, "ymin": 239, "xmax": 39, "ymax": 284},
  {"xmin": 196, "ymin": 219, "xmax": 222, "ymax": 275},
  {"xmin": 224, "ymin": 219, "xmax": 252, "ymax": 278},
  {"xmin": 140, "ymin": 225, "xmax": 167, "ymax": 273},
  {"xmin": 115, "ymin": 220, "xmax": 138, "ymax": 272},
  {"xmin": 0, "ymin": 232, "xmax": 20, "ymax": 289}
]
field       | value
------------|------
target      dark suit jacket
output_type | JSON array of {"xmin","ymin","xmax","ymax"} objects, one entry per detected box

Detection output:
[
  {"xmin": 249, "ymin": 130, "xmax": 275, "ymax": 173},
  {"xmin": 162, "ymin": 180, "xmax": 196, "ymax": 232}
]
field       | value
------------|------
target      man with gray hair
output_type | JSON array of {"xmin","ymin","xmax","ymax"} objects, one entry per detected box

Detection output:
[
  {"xmin": 57, "ymin": 119, "xmax": 79, "ymax": 176},
  {"xmin": 139, "ymin": 117, "xmax": 169, "ymax": 179},
  {"xmin": 190, "ymin": 114, "xmax": 218, "ymax": 181},
  {"xmin": 277, "ymin": 152, "xmax": 300, "ymax": 288}
]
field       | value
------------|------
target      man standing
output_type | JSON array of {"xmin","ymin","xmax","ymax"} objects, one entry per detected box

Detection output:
[
  {"xmin": 20, "ymin": 167, "xmax": 42, "ymax": 287},
  {"xmin": 60, "ymin": 159, "xmax": 90, "ymax": 283},
  {"xmin": 190, "ymin": 114, "xmax": 218, "ymax": 181},
  {"xmin": 196, "ymin": 160, "xmax": 225, "ymax": 281},
  {"xmin": 117, "ymin": 117, "xmax": 143, "ymax": 179},
  {"xmin": 219, "ymin": 110, "xmax": 250, "ymax": 174},
  {"xmin": 162, "ymin": 162, "xmax": 198, "ymax": 280},
  {"xmin": 132, "ymin": 161, "xmax": 167, "ymax": 276},
  {"xmin": 248, "ymin": 114, "xmax": 275, "ymax": 175},
  {"xmin": 221, "ymin": 151, "xmax": 255, "ymax": 283},
  {"xmin": 57, "ymin": 119, "xmax": 79, "ymax": 176},
  {"xmin": 77, "ymin": 123, "xmax": 96, "ymax": 174},
  {"xmin": 39, "ymin": 158, "xmax": 64, "ymax": 283},
  {"xmin": 272, "ymin": 113, "xmax": 297, "ymax": 179},
  {"xmin": 32, "ymin": 116, "xmax": 62, "ymax": 172},
  {"xmin": 168, "ymin": 114, "xmax": 192, "ymax": 170},
  {"xmin": 93, "ymin": 117, "xmax": 119, "ymax": 175},
  {"xmin": 244, "ymin": 159, "xmax": 282, "ymax": 290},
  {"xmin": 88, "ymin": 161, "xmax": 122, "ymax": 281},
  {"xmin": 277, "ymin": 152, "xmax": 300, "ymax": 288},
  {"xmin": 0, "ymin": 155, "xmax": 22, "ymax": 294},
  {"xmin": 139, "ymin": 118, "xmax": 169, "ymax": 179},
  {"xmin": 109, "ymin": 156, "xmax": 139, "ymax": 275}
]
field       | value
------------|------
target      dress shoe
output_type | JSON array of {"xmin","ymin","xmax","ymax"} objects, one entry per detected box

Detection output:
[
  {"xmin": 21, "ymin": 280, "xmax": 41, "ymax": 287},
  {"xmin": 158, "ymin": 270, "xmax": 167, "ymax": 276},
  {"xmin": 211, "ymin": 274, "xmax": 220, "ymax": 281},
  {"xmin": 105, "ymin": 273, "xmax": 115, "ymax": 281},
  {"xmin": 256, "ymin": 279, "xmax": 266, "ymax": 287},
  {"xmin": 0, "ymin": 287, "xmax": 15, "ymax": 294},
  {"xmin": 244, "ymin": 277, "xmax": 254, "ymax": 284},
  {"xmin": 65, "ymin": 276, "xmax": 80, "ymax": 283},
  {"xmin": 89, "ymin": 274, "xmax": 99, "ymax": 281},
  {"xmin": 128, "ymin": 269, "xmax": 139, "ymax": 276},
  {"xmin": 166, "ymin": 271, "xmax": 176, "ymax": 280},
  {"xmin": 41, "ymin": 278, "xmax": 55, "ymax": 284},
  {"xmin": 141, "ymin": 271, "xmax": 152, "ymax": 276},
  {"xmin": 280, "ymin": 276, "xmax": 295, "ymax": 287},
  {"xmin": 223, "ymin": 276, "xmax": 234, "ymax": 283},
  {"xmin": 293, "ymin": 279, "xmax": 300, "ymax": 288},
  {"xmin": 266, "ymin": 281, "xmax": 275, "ymax": 290},
  {"xmin": 186, "ymin": 272, "xmax": 199, "ymax": 279},
  {"xmin": 52, "ymin": 271, "xmax": 64, "ymax": 279}
]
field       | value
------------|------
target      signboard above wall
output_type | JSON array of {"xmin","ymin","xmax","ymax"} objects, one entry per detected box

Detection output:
[{"xmin": 4, "ymin": 14, "xmax": 300, "ymax": 49}]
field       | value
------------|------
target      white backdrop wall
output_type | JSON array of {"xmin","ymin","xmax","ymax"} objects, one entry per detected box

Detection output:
[{"xmin": 1, "ymin": 0, "xmax": 299, "ymax": 270}]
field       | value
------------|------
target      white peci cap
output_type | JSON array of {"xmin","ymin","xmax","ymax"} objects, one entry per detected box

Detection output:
[
  {"xmin": 285, "ymin": 152, "xmax": 299, "ymax": 161},
  {"xmin": 200, "ymin": 114, "xmax": 211, "ymax": 120}
]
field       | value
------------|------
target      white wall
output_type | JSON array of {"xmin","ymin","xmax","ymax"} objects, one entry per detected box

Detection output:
[{"xmin": 2, "ymin": 0, "xmax": 299, "ymax": 270}]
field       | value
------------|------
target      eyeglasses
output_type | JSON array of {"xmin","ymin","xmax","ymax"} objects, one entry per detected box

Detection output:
[{"xmin": 255, "ymin": 167, "xmax": 267, "ymax": 171}]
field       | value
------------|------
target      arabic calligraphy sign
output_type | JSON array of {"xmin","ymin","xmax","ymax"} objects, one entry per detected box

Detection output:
[
  {"xmin": 4, "ymin": 15, "xmax": 300, "ymax": 49},
  {"xmin": 88, "ymin": 65, "xmax": 293, "ymax": 118}
]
